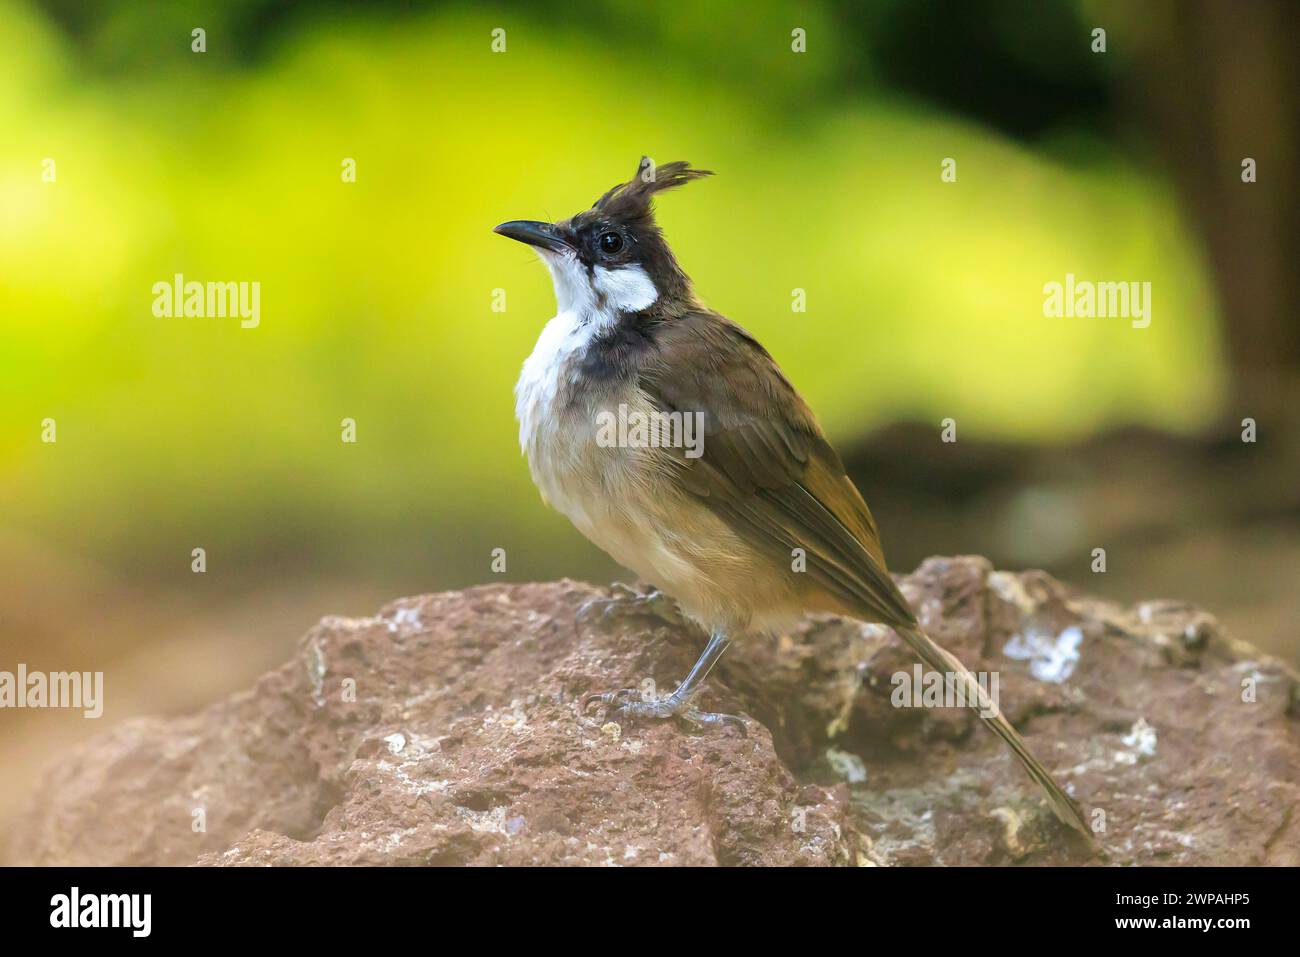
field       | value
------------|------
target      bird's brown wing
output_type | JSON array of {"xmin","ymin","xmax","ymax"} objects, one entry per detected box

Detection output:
[
  {"xmin": 639, "ymin": 310, "xmax": 1093, "ymax": 837},
  {"xmin": 638, "ymin": 310, "xmax": 916, "ymax": 627}
]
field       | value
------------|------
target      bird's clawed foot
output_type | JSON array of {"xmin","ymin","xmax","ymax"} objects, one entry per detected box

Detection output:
[
  {"xmin": 575, "ymin": 583, "xmax": 680, "ymax": 634},
  {"xmin": 581, "ymin": 686, "xmax": 746, "ymax": 736}
]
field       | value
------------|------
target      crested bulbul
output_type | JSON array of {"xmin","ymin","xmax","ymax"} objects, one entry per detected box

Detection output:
[{"xmin": 495, "ymin": 157, "xmax": 1090, "ymax": 837}]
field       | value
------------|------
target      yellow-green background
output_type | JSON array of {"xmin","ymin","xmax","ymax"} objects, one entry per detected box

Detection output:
[{"xmin": 2, "ymin": 1, "xmax": 1221, "ymax": 584}]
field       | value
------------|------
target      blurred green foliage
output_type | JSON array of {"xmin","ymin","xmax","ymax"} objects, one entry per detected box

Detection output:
[{"xmin": 1, "ymin": 1, "xmax": 1223, "ymax": 583}]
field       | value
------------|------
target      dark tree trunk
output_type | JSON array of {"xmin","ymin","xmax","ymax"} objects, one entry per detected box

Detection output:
[{"xmin": 1124, "ymin": 0, "xmax": 1300, "ymax": 416}]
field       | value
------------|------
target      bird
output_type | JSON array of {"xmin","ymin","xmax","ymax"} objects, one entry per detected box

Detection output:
[{"xmin": 494, "ymin": 157, "xmax": 1091, "ymax": 838}]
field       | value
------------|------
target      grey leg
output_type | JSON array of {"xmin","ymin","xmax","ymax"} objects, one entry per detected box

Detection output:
[{"xmin": 583, "ymin": 631, "xmax": 746, "ymax": 734}]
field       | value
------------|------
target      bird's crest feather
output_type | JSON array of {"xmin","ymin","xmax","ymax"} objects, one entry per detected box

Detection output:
[{"xmin": 594, "ymin": 157, "xmax": 712, "ymax": 224}]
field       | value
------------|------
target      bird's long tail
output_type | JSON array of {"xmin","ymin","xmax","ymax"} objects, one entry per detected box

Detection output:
[{"xmin": 895, "ymin": 624, "xmax": 1091, "ymax": 839}]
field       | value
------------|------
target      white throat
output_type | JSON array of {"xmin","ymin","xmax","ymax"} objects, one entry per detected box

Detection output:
[
  {"xmin": 539, "ymin": 249, "xmax": 658, "ymax": 324},
  {"xmin": 514, "ymin": 250, "xmax": 660, "ymax": 457}
]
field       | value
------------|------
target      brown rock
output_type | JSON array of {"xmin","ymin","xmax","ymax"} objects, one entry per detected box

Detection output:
[{"xmin": 8, "ymin": 558, "xmax": 1298, "ymax": 866}]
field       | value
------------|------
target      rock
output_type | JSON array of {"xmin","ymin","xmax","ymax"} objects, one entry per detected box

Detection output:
[{"xmin": 7, "ymin": 557, "xmax": 1298, "ymax": 866}]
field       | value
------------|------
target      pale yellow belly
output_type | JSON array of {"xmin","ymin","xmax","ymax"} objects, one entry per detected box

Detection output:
[
  {"xmin": 530, "ymin": 441, "xmax": 805, "ymax": 637},
  {"xmin": 518, "ymin": 354, "xmax": 803, "ymax": 636}
]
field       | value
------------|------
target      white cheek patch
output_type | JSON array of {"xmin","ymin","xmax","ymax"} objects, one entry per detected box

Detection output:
[
  {"xmin": 592, "ymin": 263, "xmax": 658, "ymax": 313},
  {"xmin": 539, "ymin": 249, "xmax": 659, "ymax": 319}
]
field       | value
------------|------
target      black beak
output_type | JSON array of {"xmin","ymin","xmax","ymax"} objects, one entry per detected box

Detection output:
[{"xmin": 493, "ymin": 220, "xmax": 571, "ymax": 253}]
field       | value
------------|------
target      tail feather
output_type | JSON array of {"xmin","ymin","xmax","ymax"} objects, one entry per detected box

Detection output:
[{"xmin": 895, "ymin": 625, "xmax": 1092, "ymax": 839}]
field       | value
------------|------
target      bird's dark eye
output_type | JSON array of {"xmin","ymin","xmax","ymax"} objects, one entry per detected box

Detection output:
[{"xmin": 598, "ymin": 231, "xmax": 624, "ymax": 255}]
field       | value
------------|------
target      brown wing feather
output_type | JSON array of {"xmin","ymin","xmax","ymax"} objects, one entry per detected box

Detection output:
[
  {"xmin": 637, "ymin": 310, "xmax": 1093, "ymax": 838},
  {"xmin": 638, "ymin": 309, "xmax": 915, "ymax": 628}
]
